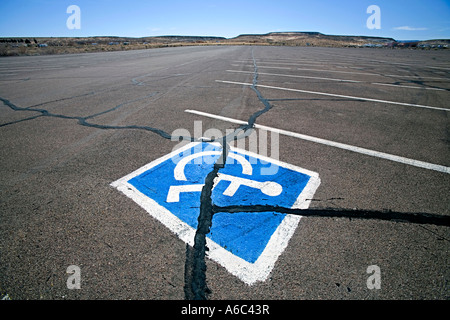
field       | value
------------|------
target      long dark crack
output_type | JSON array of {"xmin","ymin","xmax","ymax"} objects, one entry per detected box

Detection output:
[
  {"xmin": 185, "ymin": 48, "xmax": 276, "ymax": 300},
  {"xmin": 212, "ymin": 205, "xmax": 450, "ymax": 227},
  {"xmin": 189, "ymin": 137, "xmax": 229, "ymax": 300},
  {"xmin": 0, "ymin": 95, "xmax": 194, "ymax": 142}
]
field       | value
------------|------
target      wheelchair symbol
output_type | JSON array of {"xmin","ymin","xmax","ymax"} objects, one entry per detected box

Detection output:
[{"xmin": 166, "ymin": 151, "xmax": 283, "ymax": 203}]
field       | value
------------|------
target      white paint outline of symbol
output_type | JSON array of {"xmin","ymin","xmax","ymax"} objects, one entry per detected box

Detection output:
[
  {"xmin": 110, "ymin": 142, "xmax": 321, "ymax": 285},
  {"xmin": 166, "ymin": 150, "xmax": 282, "ymax": 202}
]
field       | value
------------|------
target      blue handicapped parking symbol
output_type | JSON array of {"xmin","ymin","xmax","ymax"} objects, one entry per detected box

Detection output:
[{"xmin": 111, "ymin": 142, "xmax": 320, "ymax": 284}]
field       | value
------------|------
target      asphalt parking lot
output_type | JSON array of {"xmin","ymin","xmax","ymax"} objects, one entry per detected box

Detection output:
[{"xmin": 0, "ymin": 45, "xmax": 449, "ymax": 301}]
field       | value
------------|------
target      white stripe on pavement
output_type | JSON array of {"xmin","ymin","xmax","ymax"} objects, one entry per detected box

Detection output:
[
  {"xmin": 227, "ymin": 70, "xmax": 361, "ymax": 83},
  {"xmin": 215, "ymin": 80, "xmax": 450, "ymax": 112},
  {"xmin": 185, "ymin": 109, "xmax": 450, "ymax": 174},
  {"xmin": 227, "ymin": 70, "xmax": 447, "ymax": 91}
]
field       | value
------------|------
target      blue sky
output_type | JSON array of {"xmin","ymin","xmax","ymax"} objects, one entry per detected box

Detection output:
[{"xmin": 0, "ymin": 0, "xmax": 449, "ymax": 40}]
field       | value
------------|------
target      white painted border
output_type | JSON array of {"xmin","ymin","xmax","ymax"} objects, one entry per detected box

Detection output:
[{"xmin": 111, "ymin": 142, "xmax": 320, "ymax": 285}]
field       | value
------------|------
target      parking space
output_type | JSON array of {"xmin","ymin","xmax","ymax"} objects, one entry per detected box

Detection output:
[{"xmin": 0, "ymin": 45, "xmax": 449, "ymax": 301}]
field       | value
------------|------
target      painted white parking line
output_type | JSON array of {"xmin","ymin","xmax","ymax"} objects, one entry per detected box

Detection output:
[
  {"xmin": 227, "ymin": 70, "xmax": 360, "ymax": 83},
  {"xmin": 232, "ymin": 64, "xmax": 293, "ymax": 70},
  {"xmin": 234, "ymin": 62, "xmax": 388, "ymax": 76},
  {"xmin": 299, "ymin": 51, "xmax": 450, "ymax": 71},
  {"xmin": 258, "ymin": 65, "xmax": 293, "ymax": 70},
  {"xmin": 295, "ymin": 68, "xmax": 448, "ymax": 80},
  {"xmin": 185, "ymin": 109, "xmax": 450, "ymax": 174},
  {"xmin": 215, "ymin": 80, "xmax": 450, "ymax": 112},
  {"xmin": 382, "ymin": 74, "xmax": 447, "ymax": 80},
  {"xmin": 234, "ymin": 62, "xmax": 448, "ymax": 80},
  {"xmin": 227, "ymin": 70, "xmax": 448, "ymax": 91},
  {"xmin": 372, "ymin": 82, "xmax": 446, "ymax": 91},
  {"xmin": 233, "ymin": 60, "xmax": 333, "ymax": 66}
]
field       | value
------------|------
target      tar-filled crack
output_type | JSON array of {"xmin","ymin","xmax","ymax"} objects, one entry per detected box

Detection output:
[
  {"xmin": 211, "ymin": 205, "xmax": 450, "ymax": 227},
  {"xmin": 185, "ymin": 49, "xmax": 276, "ymax": 300},
  {"xmin": 0, "ymin": 94, "xmax": 193, "ymax": 142},
  {"xmin": 188, "ymin": 137, "xmax": 229, "ymax": 300}
]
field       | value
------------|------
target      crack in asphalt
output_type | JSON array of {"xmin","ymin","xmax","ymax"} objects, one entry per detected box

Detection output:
[
  {"xmin": 211, "ymin": 205, "xmax": 450, "ymax": 227},
  {"xmin": 185, "ymin": 48, "xmax": 277, "ymax": 300},
  {"xmin": 0, "ymin": 94, "xmax": 192, "ymax": 142},
  {"xmin": 188, "ymin": 137, "xmax": 229, "ymax": 300}
]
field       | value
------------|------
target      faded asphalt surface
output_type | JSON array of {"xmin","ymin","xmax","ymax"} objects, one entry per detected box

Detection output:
[{"xmin": 0, "ymin": 46, "xmax": 449, "ymax": 300}]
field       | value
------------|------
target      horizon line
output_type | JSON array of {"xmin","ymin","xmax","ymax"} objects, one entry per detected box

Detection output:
[{"xmin": 0, "ymin": 31, "xmax": 448, "ymax": 42}]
